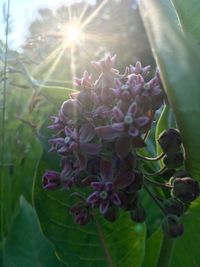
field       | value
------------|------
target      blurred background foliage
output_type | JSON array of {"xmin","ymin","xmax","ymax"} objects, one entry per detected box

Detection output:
[
  {"xmin": 2, "ymin": 0, "xmax": 200, "ymax": 266},
  {"xmin": 0, "ymin": 1, "xmax": 155, "ymax": 266}
]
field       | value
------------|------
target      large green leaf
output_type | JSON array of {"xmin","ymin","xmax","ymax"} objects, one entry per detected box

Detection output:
[
  {"xmin": 139, "ymin": 0, "xmax": 200, "ymax": 180},
  {"xmin": 4, "ymin": 196, "xmax": 63, "ymax": 267},
  {"xmin": 172, "ymin": 0, "xmax": 200, "ymax": 50},
  {"xmin": 171, "ymin": 198, "xmax": 200, "ymax": 266},
  {"xmin": 33, "ymin": 130, "xmax": 146, "ymax": 267},
  {"xmin": 142, "ymin": 228, "xmax": 163, "ymax": 267}
]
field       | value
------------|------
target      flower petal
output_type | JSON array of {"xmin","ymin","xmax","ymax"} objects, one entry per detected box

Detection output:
[
  {"xmin": 114, "ymin": 172, "xmax": 135, "ymax": 190},
  {"xmin": 113, "ymin": 107, "xmax": 124, "ymax": 122},
  {"xmin": 91, "ymin": 181, "xmax": 104, "ymax": 191},
  {"xmin": 127, "ymin": 102, "xmax": 137, "ymax": 116},
  {"xmin": 99, "ymin": 200, "xmax": 110, "ymax": 214},
  {"xmin": 87, "ymin": 192, "xmax": 99, "ymax": 204},
  {"xmin": 57, "ymin": 146, "xmax": 68, "ymax": 153},
  {"xmin": 79, "ymin": 123, "xmax": 96, "ymax": 143},
  {"xmin": 81, "ymin": 175, "xmax": 98, "ymax": 186},
  {"xmin": 115, "ymin": 136, "xmax": 132, "ymax": 160},
  {"xmin": 111, "ymin": 122, "xmax": 125, "ymax": 132},
  {"xmin": 100, "ymin": 159, "xmax": 113, "ymax": 181},
  {"xmin": 110, "ymin": 193, "xmax": 121, "ymax": 206},
  {"xmin": 75, "ymin": 151, "xmax": 87, "ymax": 171},
  {"xmin": 48, "ymin": 138, "xmax": 64, "ymax": 145},
  {"xmin": 106, "ymin": 182, "xmax": 113, "ymax": 192},
  {"xmin": 151, "ymin": 86, "xmax": 162, "ymax": 96},
  {"xmin": 80, "ymin": 143, "xmax": 101, "ymax": 155},
  {"xmin": 135, "ymin": 116, "xmax": 149, "ymax": 127},
  {"xmin": 95, "ymin": 126, "xmax": 120, "ymax": 140},
  {"xmin": 128, "ymin": 126, "xmax": 139, "ymax": 137}
]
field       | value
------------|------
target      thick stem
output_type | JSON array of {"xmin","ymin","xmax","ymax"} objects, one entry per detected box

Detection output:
[
  {"xmin": 157, "ymin": 235, "xmax": 174, "ymax": 267},
  {"xmin": 144, "ymin": 176, "xmax": 172, "ymax": 189}
]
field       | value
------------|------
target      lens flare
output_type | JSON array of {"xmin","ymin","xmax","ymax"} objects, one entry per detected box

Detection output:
[
  {"xmin": 61, "ymin": 22, "xmax": 83, "ymax": 46},
  {"xmin": 67, "ymin": 25, "xmax": 80, "ymax": 42}
]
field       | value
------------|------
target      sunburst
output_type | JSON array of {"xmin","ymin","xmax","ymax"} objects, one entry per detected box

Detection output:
[{"xmin": 35, "ymin": 0, "xmax": 109, "ymax": 83}]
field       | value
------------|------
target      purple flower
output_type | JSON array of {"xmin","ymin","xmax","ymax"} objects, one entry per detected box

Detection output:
[
  {"xmin": 70, "ymin": 202, "xmax": 90, "ymax": 225},
  {"xmin": 60, "ymin": 160, "xmax": 75, "ymax": 189},
  {"xmin": 129, "ymin": 61, "xmax": 151, "ymax": 78},
  {"xmin": 95, "ymin": 102, "xmax": 149, "ymax": 141},
  {"xmin": 92, "ymin": 55, "xmax": 121, "ymax": 88},
  {"xmin": 49, "ymin": 123, "xmax": 101, "ymax": 170},
  {"xmin": 47, "ymin": 110, "xmax": 70, "ymax": 132},
  {"xmin": 111, "ymin": 74, "xmax": 144, "ymax": 101},
  {"xmin": 60, "ymin": 99, "xmax": 83, "ymax": 122},
  {"xmin": 73, "ymin": 71, "xmax": 99, "ymax": 111},
  {"xmin": 74, "ymin": 71, "xmax": 93, "ymax": 90},
  {"xmin": 91, "ymin": 54, "xmax": 118, "ymax": 73},
  {"xmin": 42, "ymin": 170, "xmax": 61, "ymax": 190},
  {"xmin": 86, "ymin": 159, "xmax": 134, "ymax": 214},
  {"xmin": 112, "ymin": 102, "xmax": 150, "ymax": 136},
  {"xmin": 42, "ymin": 163, "xmax": 75, "ymax": 190}
]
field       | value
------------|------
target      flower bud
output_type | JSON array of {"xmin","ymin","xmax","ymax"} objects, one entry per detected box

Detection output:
[
  {"xmin": 125, "ymin": 171, "xmax": 144, "ymax": 194},
  {"xmin": 130, "ymin": 203, "xmax": 146, "ymax": 223},
  {"xmin": 42, "ymin": 170, "xmax": 61, "ymax": 190},
  {"xmin": 60, "ymin": 99, "xmax": 82, "ymax": 120},
  {"xmin": 171, "ymin": 177, "xmax": 199, "ymax": 203},
  {"xmin": 70, "ymin": 202, "xmax": 90, "ymax": 225},
  {"xmin": 158, "ymin": 128, "xmax": 182, "ymax": 154},
  {"xmin": 104, "ymin": 207, "xmax": 119, "ymax": 222},
  {"xmin": 162, "ymin": 214, "xmax": 184, "ymax": 238},
  {"xmin": 163, "ymin": 152, "xmax": 184, "ymax": 169},
  {"xmin": 163, "ymin": 198, "xmax": 184, "ymax": 216}
]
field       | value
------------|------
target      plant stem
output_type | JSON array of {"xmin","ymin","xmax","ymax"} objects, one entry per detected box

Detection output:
[
  {"xmin": 137, "ymin": 152, "xmax": 165, "ymax": 161},
  {"xmin": 157, "ymin": 235, "xmax": 174, "ymax": 267},
  {"xmin": 143, "ymin": 166, "xmax": 167, "ymax": 177},
  {"xmin": 144, "ymin": 184, "xmax": 165, "ymax": 213},
  {"xmin": 144, "ymin": 176, "xmax": 172, "ymax": 189},
  {"xmin": 1, "ymin": 0, "xmax": 10, "ymax": 253}
]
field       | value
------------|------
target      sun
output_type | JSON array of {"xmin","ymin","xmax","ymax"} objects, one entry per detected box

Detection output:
[
  {"xmin": 67, "ymin": 25, "xmax": 81, "ymax": 42},
  {"xmin": 61, "ymin": 22, "xmax": 83, "ymax": 46}
]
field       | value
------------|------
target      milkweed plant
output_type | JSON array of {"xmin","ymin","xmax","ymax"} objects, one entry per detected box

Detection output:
[{"xmin": 42, "ymin": 55, "xmax": 200, "ymax": 238}]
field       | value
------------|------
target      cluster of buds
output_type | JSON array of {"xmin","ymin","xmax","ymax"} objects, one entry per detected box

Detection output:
[{"xmin": 42, "ymin": 55, "xmax": 199, "ymax": 237}]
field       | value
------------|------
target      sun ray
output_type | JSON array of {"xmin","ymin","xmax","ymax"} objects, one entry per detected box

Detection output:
[
  {"xmin": 33, "ymin": 43, "xmax": 64, "ymax": 76},
  {"xmin": 77, "ymin": 2, "xmax": 90, "ymax": 24},
  {"xmin": 70, "ymin": 44, "xmax": 76, "ymax": 81},
  {"xmin": 37, "ymin": 43, "xmax": 66, "ymax": 89},
  {"xmin": 80, "ymin": 0, "xmax": 109, "ymax": 30}
]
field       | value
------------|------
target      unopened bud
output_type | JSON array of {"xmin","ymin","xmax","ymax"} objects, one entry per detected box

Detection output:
[
  {"xmin": 162, "ymin": 214, "xmax": 184, "ymax": 238},
  {"xmin": 130, "ymin": 203, "xmax": 146, "ymax": 223},
  {"xmin": 104, "ymin": 207, "xmax": 119, "ymax": 222},
  {"xmin": 163, "ymin": 198, "xmax": 184, "ymax": 216},
  {"xmin": 171, "ymin": 177, "xmax": 199, "ymax": 203},
  {"xmin": 163, "ymin": 152, "xmax": 184, "ymax": 169},
  {"xmin": 158, "ymin": 128, "xmax": 182, "ymax": 154},
  {"xmin": 60, "ymin": 99, "xmax": 82, "ymax": 119}
]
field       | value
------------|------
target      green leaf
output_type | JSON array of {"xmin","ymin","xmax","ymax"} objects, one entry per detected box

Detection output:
[
  {"xmin": 33, "ymin": 130, "xmax": 146, "ymax": 267},
  {"xmin": 142, "ymin": 228, "xmax": 163, "ymax": 267},
  {"xmin": 139, "ymin": 0, "xmax": 200, "ymax": 179},
  {"xmin": 4, "ymin": 196, "xmax": 63, "ymax": 267},
  {"xmin": 40, "ymin": 86, "xmax": 76, "ymax": 107},
  {"xmin": 172, "ymin": 0, "xmax": 200, "ymax": 50},
  {"xmin": 170, "ymin": 199, "xmax": 200, "ymax": 266}
]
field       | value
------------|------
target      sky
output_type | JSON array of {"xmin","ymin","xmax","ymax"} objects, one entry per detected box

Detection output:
[{"xmin": 0, "ymin": 0, "xmax": 94, "ymax": 50}]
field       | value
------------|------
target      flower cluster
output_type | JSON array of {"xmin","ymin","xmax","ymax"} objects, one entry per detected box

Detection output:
[{"xmin": 43, "ymin": 55, "xmax": 200, "ymax": 237}]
